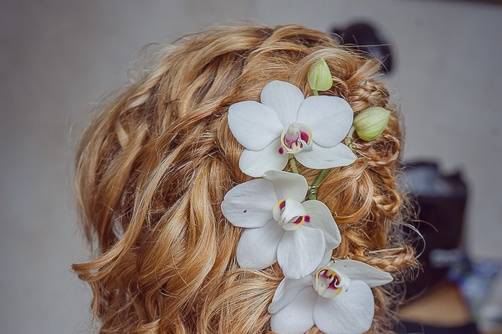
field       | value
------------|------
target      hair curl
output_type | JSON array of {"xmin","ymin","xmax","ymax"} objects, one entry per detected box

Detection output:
[{"xmin": 73, "ymin": 24, "xmax": 417, "ymax": 334}]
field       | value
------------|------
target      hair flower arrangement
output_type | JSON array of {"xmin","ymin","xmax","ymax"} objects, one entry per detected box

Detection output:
[
  {"xmin": 269, "ymin": 259, "xmax": 393, "ymax": 334},
  {"xmin": 221, "ymin": 58, "xmax": 394, "ymax": 334},
  {"xmin": 221, "ymin": 170, "xmax": 341, "ymax": 279},
  {"xmin": 228, "ymin": 80, "xmax": 356, "ymax": 177}
]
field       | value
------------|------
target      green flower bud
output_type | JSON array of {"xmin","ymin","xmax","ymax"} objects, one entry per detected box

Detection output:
[
  {"xmin": 353, "ymin": 107, "xmax": 390, "ymax": 141},
  {"xmin": 308, "ymin": 59, "xmax": 333, "ymax": 92}
]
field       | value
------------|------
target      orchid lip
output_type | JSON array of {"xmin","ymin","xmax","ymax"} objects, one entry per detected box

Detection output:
[
  {"xmin": 272, "ymin": 199, "xmax": 310, "ymax": 231},
  {"xmin": 278, "ymin": 122, "xmax": 313, "ymax": 155},
  {"xmin": 313, "ymin": 266, "xmax": 350, "ymax": 299}
]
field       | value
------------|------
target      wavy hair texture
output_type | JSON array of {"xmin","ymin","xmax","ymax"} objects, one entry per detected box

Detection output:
[{"xmin": 73, "ymin": 25, "xmax": 417, "ymax": 333}]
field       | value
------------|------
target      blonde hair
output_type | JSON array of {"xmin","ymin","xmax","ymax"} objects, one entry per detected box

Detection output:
[{"xmin": 73, "ymin": 25, "xmax": 416, "ymax": 333}]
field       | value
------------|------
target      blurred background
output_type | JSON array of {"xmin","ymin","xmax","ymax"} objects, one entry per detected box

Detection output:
[{"xmin": 1, "ymin": 0, "xmax": 502, "ymax": 333}]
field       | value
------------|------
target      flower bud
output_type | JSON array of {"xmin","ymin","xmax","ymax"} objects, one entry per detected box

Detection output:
[
  {"xmin": 353, "ymin": 107, "xmax": 390, "ymax": 141},
  {"xmin": 308, "ymin": 58, "xmax": 333, "ymax": 92}
]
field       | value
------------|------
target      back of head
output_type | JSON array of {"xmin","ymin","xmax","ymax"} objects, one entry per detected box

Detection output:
[{"xmin": 73, "ymin": 25, "xmax": 416, "ymax": 333}]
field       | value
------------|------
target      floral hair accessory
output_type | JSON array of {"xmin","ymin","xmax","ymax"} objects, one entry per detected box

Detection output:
[
  {"xmin": 353, "ymin": 106, "xmax": 391, "ymax": 141},
  {"xmin": 308, "ymin": 58, "xmax": 333, "ymax": 94},
  {"xmin": 228, "ymin": 80, "xmax": 356, "ymax": 177},
  {"xmin": 221, "ymin": 170, "xmax": 341, "ymax": 279},
  {"xmin": 222, "ymin": 62, "xmax": 395, "ymax": 333},
  {"xmin": 269, "ymin": 259, "xmax": 393, "ymax": 334}
]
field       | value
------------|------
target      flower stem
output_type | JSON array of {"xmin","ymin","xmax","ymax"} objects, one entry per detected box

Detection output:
[
  {"xmin": 344, "ymin": 126, "xmax": 355, "ymax": 148},
  {"xmin": 288, "ymin": 155, "xmax": 299, "ymax": 174},
  {"xmin": 312, "ymin": 89, "xmax": 319, "ymax": 96},
  {"xmin": 308, "ymin": 169, "xmax": 331, "ymax": 200}
]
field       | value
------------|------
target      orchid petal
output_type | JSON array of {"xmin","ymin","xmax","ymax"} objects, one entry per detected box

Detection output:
[
  {"xmin": 314, "ymin": 280, "xmax": 374, "ymax": 334},
  {"xmin": 268, "ymin": 276, "xmax": 312, "ymax": 314},
  {"xmin": 295, "ymin": 143, "xmax": 356, "ymax": 169},
  {"xmin": 263, "ymin": 170, "xmax": 308, "ymax": 202},
  {"xmin": 319, "ymin": 249, "xmax": 333, "ymax": 269},
  {"xmin": 228, "ymin": 101, "xmax": 283, "ymax": 150},
  {"xmin": 303, "ymin": 200, "xmax": 341, "ymax": 249},
  {"xmin": 221, "ymin": 179, "xmax": 276, "ymax": 228},
  {"xmin": 270, "ymin": 287, "xmax": 317, "ymax": 334},
  {"xmin": 277, "ymin": 228, "xmax": 326, "ymax": 279},
  {"xmin": 260, "ymin": 80, "xmax": 304, "ymax": 127},
  {"xmin": 297, "ymin": 95, "xmax": 353, "ymax": 147},
  {"xmin": 236, "ymin": 221, "xmax": 283, "ymax": 269},
  {"xmin": 332, "ymin": 260, "xmax": 393, "ymax": 287},
  {"xmin": 239, "ymin": 139, "xmax": 288, "ymax": 177}
]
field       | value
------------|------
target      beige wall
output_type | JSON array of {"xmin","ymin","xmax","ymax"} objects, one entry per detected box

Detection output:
[{"xmin": 1, "ymin": 0, "xmax": 501, "ymax": 333}]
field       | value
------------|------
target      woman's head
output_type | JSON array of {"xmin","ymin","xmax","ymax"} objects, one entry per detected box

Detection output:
[{"xmin": 73, "ymin": 25, "xmax": 416, "ymax": 333}]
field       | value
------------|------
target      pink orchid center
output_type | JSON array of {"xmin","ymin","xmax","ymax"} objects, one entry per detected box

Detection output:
[
  {"xmin": 278, "ymin": 123, "xmax": 313, "ymax": 155},
  {"xmin": 313, "ymin": 266, "xmax": 350, "ymax": 299},
  {"xmin": 272, "ymin": 199, "xmax": 310, "ymax": 231}
]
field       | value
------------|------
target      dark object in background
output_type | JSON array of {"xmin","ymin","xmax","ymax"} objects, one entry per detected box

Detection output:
[
  {"xmin": 397, "ymin": 321, "xmax": 479, "ymax": 334},
  {"xmin": 330, "ymin": 22, "xmax": 394, "ymax": 74},
  {"xmin": 403, "ymin": 161, "xmax": 468, "ymax": 299}
]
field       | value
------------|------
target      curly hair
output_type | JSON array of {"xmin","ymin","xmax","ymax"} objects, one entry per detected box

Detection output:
[{"xmin": 72, "ymin": 24, "xmax": 417, "ymax": 333}]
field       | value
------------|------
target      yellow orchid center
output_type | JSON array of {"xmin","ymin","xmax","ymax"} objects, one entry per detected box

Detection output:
[
  {"xmin": 278, "ymin": 123, "xmax": 313, "ymax": 155},
  {"xmin": 272, "ymin": 199, "xmax": 310, "ymax": 231},
  {"xmin": 313, "ymin": 266, "xmax": 350, "ymax": 299}
]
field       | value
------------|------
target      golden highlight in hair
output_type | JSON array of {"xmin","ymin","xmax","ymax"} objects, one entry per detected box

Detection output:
[{"xmin": 72, "ymin": 25, "xmax": 417, "ymax": 333}]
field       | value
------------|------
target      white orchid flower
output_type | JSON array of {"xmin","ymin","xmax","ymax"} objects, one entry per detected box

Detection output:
[
  {"xmin": 228, "ymin": 80, "xmax": 356, "ymax": 177},
  {"xmin": 269, "ymin": 259, "xmax": 393, "ymax": 334},
  {"xmin": 221, "ymin": 170, "xmax": 341, "ymax": 279}
]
